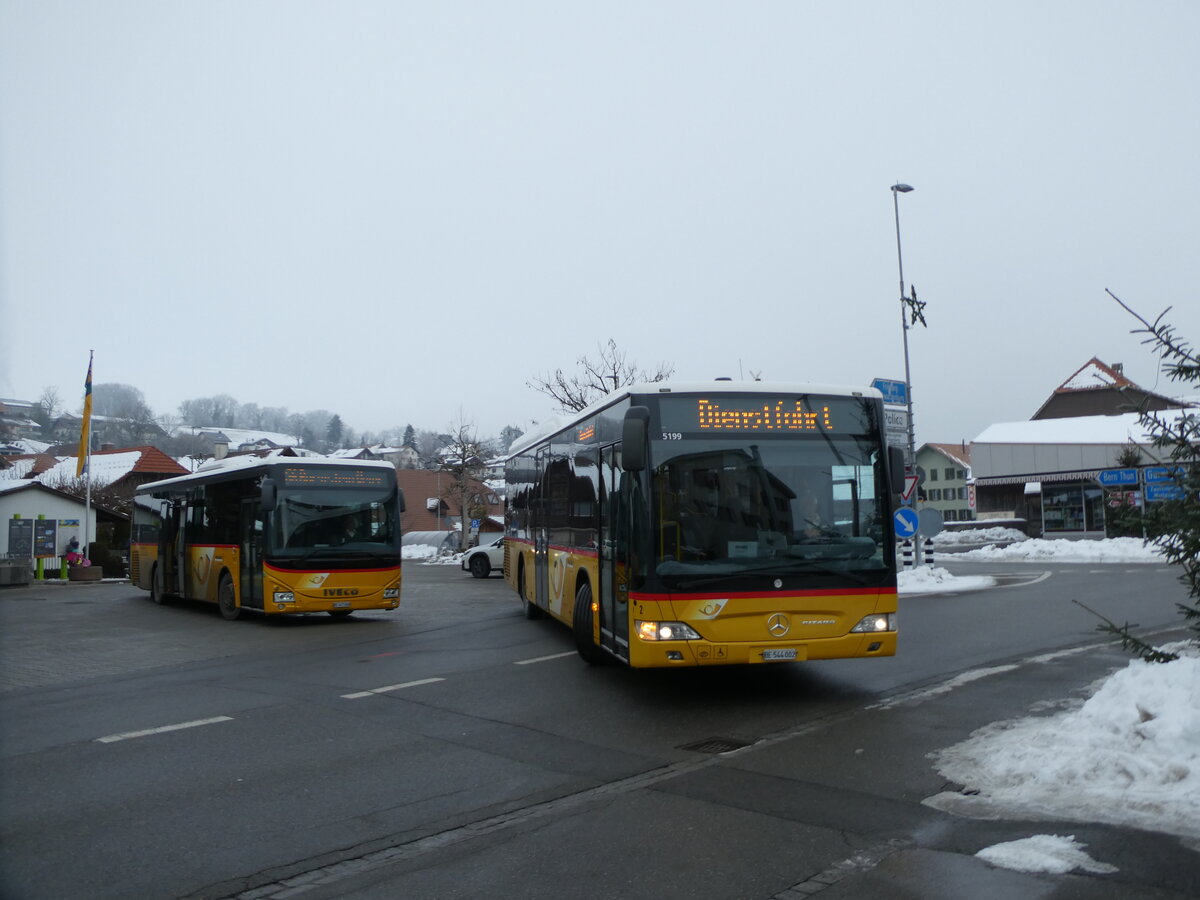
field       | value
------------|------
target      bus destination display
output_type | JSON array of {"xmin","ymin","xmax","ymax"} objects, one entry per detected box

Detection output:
[
  {"xmin": 281, "ymin": 467, "xmax": 390, "ymax": 488},
  {"xmin": 657, "ymin": 395, "xmax": 872, "ymax": 436}
]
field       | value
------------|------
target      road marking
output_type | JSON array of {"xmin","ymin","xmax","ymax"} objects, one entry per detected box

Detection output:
[
  {"xmin": 514, "ymin": 651, "xmax": 576, "ymax": 666},
  {"xmin": 96, "ymin": 716, "xmax": 233, "ymax": 744},
  {"xmin": 341, "ymin": 677, "xmax": 445, "ymax": 699}
]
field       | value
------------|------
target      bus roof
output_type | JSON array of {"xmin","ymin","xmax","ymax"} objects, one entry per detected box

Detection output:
[
  {"xmin": 508, "ymin": 380, "xmax": 883, "ymax": 457},
  {"xmin": 134, "ymin": 454, "xmax": 396, "ymax": 495}
]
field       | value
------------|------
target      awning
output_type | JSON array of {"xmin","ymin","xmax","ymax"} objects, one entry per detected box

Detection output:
[{"xmin": 976, "ymin": 469, "xmax": 1104, "ymax": 487}]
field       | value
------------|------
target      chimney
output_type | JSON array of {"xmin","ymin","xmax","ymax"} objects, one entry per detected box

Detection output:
[
  {"xmin": 213, "ymin": 440, "xmax": 229, "ymax": 460},
  {"xmin": 1112, "ymin": 362, "xmax": 1123, "ymax": 374}
]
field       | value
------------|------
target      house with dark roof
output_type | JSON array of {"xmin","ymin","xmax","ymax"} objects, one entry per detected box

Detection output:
[{"xmin": 1031, "ymin": 358, "xmax": 1187, "ymax": 420}]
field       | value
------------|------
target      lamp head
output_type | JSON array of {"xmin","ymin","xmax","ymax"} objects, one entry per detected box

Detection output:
[{"xmin": 891, "ymin": 183, "xmax": 914, "ymax": 193}]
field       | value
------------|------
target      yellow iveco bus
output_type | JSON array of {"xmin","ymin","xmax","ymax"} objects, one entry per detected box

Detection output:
[
  {"xmin": 132, "ymin": 456, "xmax": 404, "ymax": 619},
  {"xmin": 505, "ymin": 381, "xmax": 905, "ymax": 667}
]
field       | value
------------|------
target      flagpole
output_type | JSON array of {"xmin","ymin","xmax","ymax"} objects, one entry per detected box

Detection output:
[{"xmin": 78, "ymin": 351, "xmax": 94, "ymax": 563}]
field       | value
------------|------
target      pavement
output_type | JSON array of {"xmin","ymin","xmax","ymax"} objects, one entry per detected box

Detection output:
[{"xmin": 4, "ymin": 579, "xmax": 1197, "ymax": 900}]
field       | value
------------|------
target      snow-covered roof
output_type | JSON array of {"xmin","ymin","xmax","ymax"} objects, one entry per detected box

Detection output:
[
  {"xmin": 973, "ymin": 409, "xmax": 1194, "ymax": 446},
  {"xmin": 1057, "ymin": 359, "xmax": 1133, "ymax": 392},
  {"xmin": 171, "ymin": 424, "xmax": 300, "ymax": 447}
]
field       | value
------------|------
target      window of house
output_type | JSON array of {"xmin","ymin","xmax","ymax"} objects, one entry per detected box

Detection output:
[
  {"xmin": 957, "ymin": 469, "xmax": 966, "ymax": 480},
  {"xmin": 944, "ymin": 467, "xmax": 954, "ymax": 480},
  {"xmin": 929, "ymin": 468, "xmax": 938, "ymax": 481}
]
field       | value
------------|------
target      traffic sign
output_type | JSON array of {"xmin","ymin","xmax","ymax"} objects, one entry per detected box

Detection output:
[
  {"xmin": 894, "ymin": 507, "xmax": 919, "ymax": 539},
  {"xmin": 917, "ymin": 507, "xmax": 945, "ymax": 537},
  {"xmin": 1097, "ymin": 468, "xmax": 1139, "ymax": 487},
  {"xmin": 1144, "ymin": 466, "xmax": 1183, "ymax": 484},
  {"xmin": 871, "ymin": 378, "xmax": 908, "ymax": 406},
  {"xmin": 1145, "ymin": 483, "xmax": 1185, "ymax": 502},
  {"xmin": 901, "ymin": 475, "xmax": 919, "ymax": 502},
  {"xmin": 884, "ymin": 407, "xmax": 909, "ymax": 447}
]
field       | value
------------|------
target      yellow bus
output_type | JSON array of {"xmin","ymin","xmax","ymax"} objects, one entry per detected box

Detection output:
[
  {"xmin": 505, "ymin": 382, "xmax": 905, "ymax": 666},
  {"xmin": 132, "ymin": 457, "xmax": 404, "ymax": 619}
]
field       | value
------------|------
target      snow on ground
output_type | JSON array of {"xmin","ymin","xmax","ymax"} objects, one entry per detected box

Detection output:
[
  {"xmin": 898, "ymin": 565, "xmax": 996, "ymax": 593},
  {"xmin": 975, "ymin": 834, "xmax": 1117, "ymax": 875},
  {"xmin": 932, "ymin": 526, "xmax": 1028, "ymax": 546},
  {"xmin": 957, "ymin": 535, "xmax": 1166, "ymax": 564},
  {"xmin": 926, "ymin": 641, "xmax": 1200, "ymax": 872}
]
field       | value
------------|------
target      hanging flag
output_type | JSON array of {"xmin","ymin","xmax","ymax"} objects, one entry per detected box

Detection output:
[{"xmin": 75, "ymin": 352, "xmax": 93, "ymax": 477}]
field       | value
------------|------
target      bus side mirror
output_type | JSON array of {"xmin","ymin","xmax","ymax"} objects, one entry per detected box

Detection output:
[
  {"xmin": 622, "ymin": 407, "xmax": 650, "ymax": 471},
  {"xmin": 261, "ymin": 478, "xmax": 277, "ymax": 512},
  {"xmin": 888, "ymin": 446, "xmax": 906, "ymax": 494},
  {"xmin": 397, "ymin": 489, "xmax": 406, "ymax": 514}
]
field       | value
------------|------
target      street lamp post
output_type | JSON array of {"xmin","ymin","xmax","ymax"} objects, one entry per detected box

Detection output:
[{"xmin": 891, "ymin": 182, "xmax": 920, "ymax": 562}]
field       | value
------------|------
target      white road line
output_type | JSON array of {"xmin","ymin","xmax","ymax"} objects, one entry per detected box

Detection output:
[
  {"xmin": 341, "ymin": 677, "xmax": 445, "ymax": 700},
  {"xmin": 96, "ymin": 716, "xmax": 233, "ymax": 744},
  {"xmin": 514, "ymin": 651, "xmax": 576, "ymax": 666}
]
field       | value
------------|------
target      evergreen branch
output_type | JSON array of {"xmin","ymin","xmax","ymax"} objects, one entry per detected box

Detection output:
[{"xmin": 1071, "ymin": 599, "xmax": 1180, "ymax": 663}]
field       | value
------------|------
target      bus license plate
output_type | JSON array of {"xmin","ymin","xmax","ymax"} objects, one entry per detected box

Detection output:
[
  {"xmin": 762, "ymin": 648, "xmax": 797, "ymax": 661},
  {"xmin": 332, "ymin": 601, "xmax": 351, "ymax": 609}
]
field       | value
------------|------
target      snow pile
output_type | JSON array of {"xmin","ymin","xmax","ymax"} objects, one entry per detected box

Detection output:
[
  {"xmin": 958, "ymin": 536, "xmax": 1165, "ymax": 563},
  {"xmin": 932, "ymin": 526, "xmax": 1027, "ymax": 546},
  {"xmin": 898, "ymin": 566, "xmax": 995, "ymax": 594},
  {"xmin": 927, "ymin": 642, "xmax": 1200, "ymax": 840},
  {"xmin": 976, "ymin": 834, "xmax": 1117, "ymax": 874}
]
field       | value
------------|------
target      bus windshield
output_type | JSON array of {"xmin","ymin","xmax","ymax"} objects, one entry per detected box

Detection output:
[
  {"xmin": 651, "ymin": 434, "xmax": 888, "ymax": 586},
  {"xmin": 268, "ymin": 484, "xmax": 401, "ymax": 563}
]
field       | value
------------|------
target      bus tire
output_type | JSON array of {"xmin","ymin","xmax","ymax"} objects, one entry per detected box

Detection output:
[
  {"xmin": 519, "ymin": 561, "xmax": 543, "ymax": 620},
  {"xmin": 572, "ymin": 580, "xmax": 605, "ymax": 665},
  {"xmin": 150, "ymin": 563, "xmax": 168, "ymax": 605},
  {"xmin": 218, "ymin": 573, "xmax": 241, "ymax": 621}
]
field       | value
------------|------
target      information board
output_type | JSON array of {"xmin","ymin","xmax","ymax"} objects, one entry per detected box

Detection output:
[{"xmin": 7, "ymin": 519, "xmax": 33, "ymax": 558}]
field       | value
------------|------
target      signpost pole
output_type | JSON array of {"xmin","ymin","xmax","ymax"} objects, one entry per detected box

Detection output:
[{"xmin": 891, "ymin": 182, "xmax": 920, "ymax": 564}]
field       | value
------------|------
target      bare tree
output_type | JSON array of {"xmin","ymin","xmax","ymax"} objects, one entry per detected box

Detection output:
[
  {"xmin": 438, "ymin": 414, "xmax": 488, "ymax": 551},
  {"xmin": 528, "ymin": 338, "xmax": 674, "ymax": 413}
]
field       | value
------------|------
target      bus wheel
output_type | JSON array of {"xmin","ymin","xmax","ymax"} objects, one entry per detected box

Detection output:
[
  {"xmin": 519, "ymin": 563, "xmax": 543, "ymax": 620},
  {"xmin": 572, "ymin": 581, "xmax": 605, "ymax": 665},
  {"xmin": 217, "ymin": 574, "xmax": 241, "ymax": 621},
  {"xmin": 150, "ymin": 564, "xmax": 168, "ymax": 605}
]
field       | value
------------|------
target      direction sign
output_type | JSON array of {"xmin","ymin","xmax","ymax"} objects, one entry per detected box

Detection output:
[
  {"xmin": 894, "ymin": 507, "xmax": 919, "ymax": 539},
  {"xmin": 1097, "ymin": 468, "xmax": 1139, "ymax": 487},
  {"xmin": 1143, "ymin": 466, "xmax": 1183, "ymax": 484},
  {"xmin": 1145, "ymin": 483, "xmax": 1185, "ymax": 502},
  {"xmin": 871, "ymin": 378, "xmax": 908, "ymax": 406}
]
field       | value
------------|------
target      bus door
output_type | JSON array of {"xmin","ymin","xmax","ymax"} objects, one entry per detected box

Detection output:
[
  {"xmin": 158, "ymin": 499, "xmax": 187, "ymax": 597},
  {"xmin": 534, "ymin": 445, "xmax": 550, "ymax": 613},
  {"xmin": 239, "ymin": 499, "xmax": 264, "ymax": 610},
  {"xmin": 598, "ymin": 445, "xmax": 629, "ymax": 659}
]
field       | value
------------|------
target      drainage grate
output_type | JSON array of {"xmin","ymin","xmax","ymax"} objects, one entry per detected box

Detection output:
[{"xmin": 678, "ymin": 736, "xmax": 752, "ymax": 754}]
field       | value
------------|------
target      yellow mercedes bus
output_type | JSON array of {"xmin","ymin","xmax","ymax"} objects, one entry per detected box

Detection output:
[
  {"xmin": 505, "ymin": 382, "xmax": 904, "ymax": 666},
  {"xmin": 132, "ymin": 457, "xmax": 403, "ymax": 619}
]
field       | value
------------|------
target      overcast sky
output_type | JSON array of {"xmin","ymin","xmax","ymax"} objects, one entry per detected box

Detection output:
[{"xmin": 2, "ymin": 2, "xmax": 1197, "ymax": 445}]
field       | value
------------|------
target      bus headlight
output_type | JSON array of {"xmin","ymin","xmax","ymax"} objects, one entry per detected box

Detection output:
[
  {"xmin": 273, "ymin": 591, "xmax": 295, "ymax": 604},
  {"xmin": 384, "ymin": 587, "xmax": 400, "ymax": 599},
  {"xmin": 851, "ymin": 613, "xmax": 895, "ymax": 633},
  {"xmin": 636, "ymin": 620, "xmax": 702, "ymax": 641}
]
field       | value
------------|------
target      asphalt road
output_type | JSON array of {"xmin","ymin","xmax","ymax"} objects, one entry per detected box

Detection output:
[{"xmin": 1, "ymin": 560, "xmax": 1195, "ymax": 900}]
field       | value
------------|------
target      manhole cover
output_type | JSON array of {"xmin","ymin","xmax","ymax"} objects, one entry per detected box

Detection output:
[{"xmin": 679, "ymin": 736, "xmax": 752, "ymax": 754}]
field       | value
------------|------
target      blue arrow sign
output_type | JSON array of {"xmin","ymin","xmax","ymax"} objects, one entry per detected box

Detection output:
[
  {"xmin": 871, "ymin": 378, "xmax": 908, "ymax": 406},
  {"xmin": 894, "ymin": 507, "xmax": 919, "ymax": 539},
  {"xmin": 1098, "ymin": 468, "xmax": 1140, "ymax": 486},
  {"xmin": 1143, "ymin": 466, "xmax": 1183, "ymax": 484}
]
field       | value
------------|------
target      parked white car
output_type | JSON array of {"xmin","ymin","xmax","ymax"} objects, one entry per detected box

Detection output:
[{"xmin": 461, "ymin": 536, "xmax": 505, "ymax": 578}]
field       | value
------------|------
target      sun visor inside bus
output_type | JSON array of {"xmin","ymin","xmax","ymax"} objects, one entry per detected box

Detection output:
[
  {"xmin": 622, "ymin": 406, "xmax": 650, "ymax": 471},
  {"xmin": 261, "ymin": 478, "xmax": 277, "ymax": 512}
]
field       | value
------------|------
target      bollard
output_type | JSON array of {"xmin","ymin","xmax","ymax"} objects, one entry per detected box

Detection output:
[
  {"xmin": 923, "ymin": 538, "xmax": 934, "ymax": 567},
  {"xmin": 900, "ymin": 540, "xmax": 913, "ymax": 569}
]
